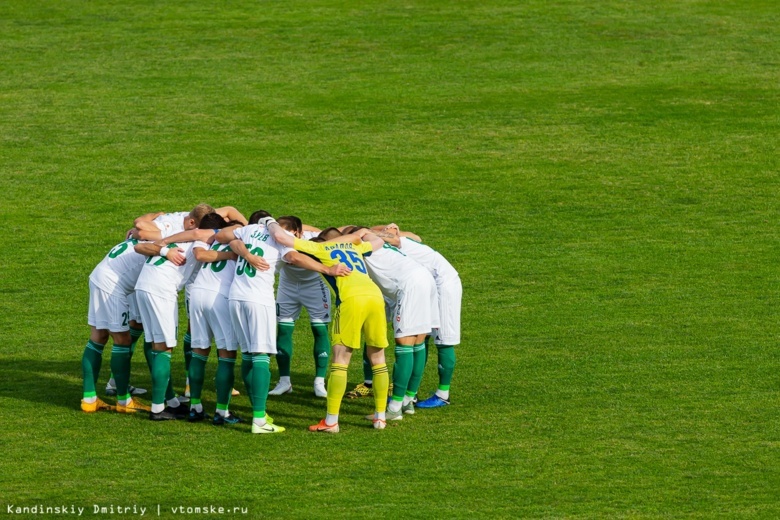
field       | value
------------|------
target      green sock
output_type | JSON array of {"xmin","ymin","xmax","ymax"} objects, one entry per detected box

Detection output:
[
  {"xmin": 250, "ymin": 354, "xmax": 271, "ymax": 417},
  {"xmin": 188, "ymin": 353, "xmax": 208, "ymax": 402},
  {"xmin": 392, "ymin": 345, "xmax": 414, "ymax": 401},
  {"xmin": 165, "ymin": 372, "xmax": 176, "ymax": 401},
  {"xmin": 143, "ymin": 341, "xmax": 153, "ymax": 372},
  {"xmin": 110, "ymin": 344, "xmax": 132, "ymax": 401},
  {"xmin": 215, "ymin": 357, "xmax": 236, "ymax": 410},
  {"xmin": 81, "ymin": 340, "xmax": 105, "ymax": 399},
  {"xmin": 437, "ymin": 345, "xmax": 456, "ymax": 389},
  {"xmin": 129, "ymin": 326, "xmax": 144, "ymax": 351},
  {"xmin": 151, "ymin": 351, "xmax": 172, "ymax": 406},
  {"xmin": 311, "ymin": 323, "xmax": 330, "ymax": 379},
  {"xmin": 183, "ymin": 333, "xmax": 192, "ymax": 372},
  {"xmin": 241, "ymin": 354, "xmax": 254, "ymax": 406},
  {"xmin": 362, "ymin": 346, "xmax": 372, "ymax": 383},
  {"xmin": 276, "ymin": 322, "xmax": 294, "ymax": 378},
  {"xmin": 406, "ymin": 342, "xmax": 427, "ymax": 397}
]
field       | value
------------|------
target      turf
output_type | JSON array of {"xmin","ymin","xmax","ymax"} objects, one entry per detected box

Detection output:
[{"xmin": 1, "ymin": 0, "xmax": 779, "ymax": 518}]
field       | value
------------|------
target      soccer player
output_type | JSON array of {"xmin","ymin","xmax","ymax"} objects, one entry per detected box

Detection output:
[
  {"xmin": 215, "ymin": 213, "xmax": 349, "ymax": 434},
  {"xmin": 377, "ymin": 224, "xmax": 461, "ymax": 408},
  {"xmin": 168, "ymin": 213, "xmax": 245, "ymax": 424},
  {"xmin": 269, "ymin": 216, "xmax": 332, "ymax": 398},
  {"xmin": 128, "ymin": 204, "xmax": 244, "ymax": 398},
  {"xmin": 81, "ymin": 237, "xmax": 153, "ymax": 414},
  {"xmin": 265, "ymin": 218, "xmax": 391, "ymax": 432},
  {"xmin": 333, "ymin": 227, "xmax": 438, "ymax": 421},
  {"xmin": 134, "ymin": 233, "xmax": 202, "ymax": 420}
]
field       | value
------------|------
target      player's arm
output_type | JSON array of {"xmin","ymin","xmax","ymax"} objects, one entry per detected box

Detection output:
[
  {"xmin": 134, "ymin": 212, "xmax": 165, "ymax": 227},
  {"xmin": 129, "ymin": 226, "xmax": 163, "ymax": 241},
  {"xmin": 284, "ymin": 251, "xmax": 351, "ymax": 277},
  {"xmin": 228, "ymin": 239, "xmax": 269, "ymax": 271},
  {"xmin": 193, "ymin": 245, "xmax": 237, "ymax": 263},
  {"xmin": 215, "ymin": 206, "xmax": 248, "ymax": 226},
  {"xmin": 329, "ymin": 229, "xmax": 383, "ymax": 252},
  {"xmin": 134, "ymin": 243, "xmax": 186, "ymax": 266},
  {"xmin": 264, "ymin": 219, "xmax": 295, "ymax": 248},
  {"xmin": 158, "ymin": 229, "xmax": 215, "ymax": 246},
  {"xmin": 215, "ymin": 225, "xmax": 243, "ymax": 245}
]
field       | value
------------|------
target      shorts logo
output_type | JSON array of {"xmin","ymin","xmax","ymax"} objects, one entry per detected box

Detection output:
[{"xmin": 396, "ymin": 316, "xmax": 401, "ymax": 322}]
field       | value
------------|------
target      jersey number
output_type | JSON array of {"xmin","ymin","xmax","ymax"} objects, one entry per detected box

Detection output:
[
  {"xmin": 330, "ymin": 249, "xmax": 367, "ymax": 274},
  {"xmin": 236, "ymin": 244, "xmax": 264, "ymax": 277}
]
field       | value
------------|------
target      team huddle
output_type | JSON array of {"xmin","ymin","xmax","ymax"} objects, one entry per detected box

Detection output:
[{"xmin": 81, "ymin": 204, "xmax": 462, "ymax": 433}]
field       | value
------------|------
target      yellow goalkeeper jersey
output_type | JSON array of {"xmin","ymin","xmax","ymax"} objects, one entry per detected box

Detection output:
[{"xmin": 293, "ymin": 238, "xmax": 382, "ymax": 304}]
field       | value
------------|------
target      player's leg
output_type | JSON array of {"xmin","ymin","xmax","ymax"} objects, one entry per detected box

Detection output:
[
  {"xmin": 363, "ymin": 295, "xmax": 390, "ymax": 429},
  {"xmin": 187, "ymin": 290, "xmax": 215, "ymax": 421},
  {"xmin": 302, "ymin": 279, "xmax": 332, "ymax": 397},
  {"xmin": 418, "ymin": 278, "xmax": 461, "ymax": 408},
  {"xmin": 212, "ymin": 295, "xmax": 242, "ymax": 425},
  {"xmin": 269, "ymin": 318, "xmax": 295, "ymax": 395},
  {"xmin": 82, "ymin": 326, "xmax": 110, "ymax": 412},
  {"xmin": 311, "ymin": 321, "xmax": 330, "ymax": 397},
  {"xmin": 405, "ymin": 334, "xmax": 430, "ymax": 413}
]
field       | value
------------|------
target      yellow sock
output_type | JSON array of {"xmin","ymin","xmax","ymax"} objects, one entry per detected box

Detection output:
[
  {"xmin": 371, "ymin": 363, "xmax": 389, "ymax": 413},
  {"xmin": 326, "ymin": 363, "xmax": 349, "ymax": 416}
]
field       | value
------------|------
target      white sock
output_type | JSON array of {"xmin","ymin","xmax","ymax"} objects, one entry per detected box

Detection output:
[
  {"xmin": 253, "ymin": 416, "xmax": 267, "ymax": 427},
  {"xmin": 279, "ymin": 376, "xmax": 291, "ymax": 386},
  {"xmin": 191, "ymin": 403, "xmax": 203, "ymax": 413},
  {"xmin": 325, "ymin": 413, "xmax": 339, "ymax": 425},
  {"xmin": 83, "ymin": 396, "xmax": 97, "ymax": 404},
  {"xmin": 216, "ymin": 408, "xmax": 228, "ymax": 417},
  {"xmin": 314, "ymin": 377, "xmax": 325, "ymax": 386},
  {"xmin": 151, "ymin": 403, "xmax": 165, "ymax": 413},
  {"xmin": 364, "ymin": 379, "xmax": 373, "ymax": 386},
  {"xmin": 402, "ymin": 395, "xmax": 414, "ymax": 406},
  {"xmin": 375, "ymin": 411, "xmax": 386, "ymax": 421},
  {"xmin": 118, "ymin": 397, "xmax": 131, "ymax": 406},
  {"xmin": 435, "ymin": 389, "xmax": 449, "ymax": 400},
  {"xmin": 388, "ymin": 400, "xmax": 402, "ymax": 413},
  {"xmin": 166, "ymin": 397, "xmax": 181, "ymax": 408},
  {"xmin": 107, "ymin": 378, "xmax": 116, "ymax": 388}
]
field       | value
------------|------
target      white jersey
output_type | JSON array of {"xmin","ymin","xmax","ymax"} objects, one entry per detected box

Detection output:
[
  {"xmin": 364, "ymin": 243, "xmax": 432, "ymax": 299},
  {"xmin": 134, "ymin": 242, "xmax": 201, "ymax": 299},
  {"xmin": 398, "ymin": 237, "xmax": 459, "ymax": 283},
  {"xmin": 278, "ymin": 230, "xmax": 320, "ymax": 285},
  {"xmin": 228, "ymin": 224, "xmax": 294, "ymax": 305},
  {"xmin": 189, "ymin": 240, "xmax": 236, "ymax": 298},
  {"xmin": 89, "ymin": 239, "xmax": 147, "ymax": 296},
  {"xmin": 153, "ymin": 212, "xmax": 188, "ymax": 239}
]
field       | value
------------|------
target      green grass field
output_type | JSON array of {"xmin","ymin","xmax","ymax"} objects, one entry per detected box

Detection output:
[{"xmin": 1, "ymin": 1, "xmax": 779, "ymax": 518}]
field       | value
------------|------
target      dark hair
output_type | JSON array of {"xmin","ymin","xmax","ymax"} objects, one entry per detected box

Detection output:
[
  {"xmin": 318, "ymin": 227, "xmax": 342, "ymax": 241},
  {"xmin": 342, "ymin": 226, "xmax": 368, "ymax": 235},
  {"xmin": 198, "ymin": 213, "xmax": 227, "ymax": 230},
  {"xmin": 278, "ymin": 215, "xmax": 302, "ymax": 234},
  {"xmin": 309, "ymin": 236, "xmax": 326, "ymax": 243},
  {"xmin": 249, "ymin": 210, "xmax": 272, "ymax": 225}
]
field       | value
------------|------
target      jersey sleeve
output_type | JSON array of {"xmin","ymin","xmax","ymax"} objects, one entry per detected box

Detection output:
[
  {"xmin": 293, "ymin": 238, "xmax": 332, "ymax": 265},
  {"xmin": 356, "ymin": 241, "xmax": 374, "ymax": 257}
]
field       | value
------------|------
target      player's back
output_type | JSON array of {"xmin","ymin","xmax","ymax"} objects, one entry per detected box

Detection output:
[
  {"xmin": 293, "ymin": 239, "xmax": 382, "ymax": 304},
  {"xmin": 399, "ymin": 236, "xmax": 458, "ymax": 282},
  {"xmin": 89, "ymin": 239, "xmax": 146, "ymax": 296}
]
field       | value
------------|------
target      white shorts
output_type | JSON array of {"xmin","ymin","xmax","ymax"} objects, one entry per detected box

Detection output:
[
  {"xmin": 87, "ymin": 281, "xmax": 130, "ymax": 332},
  {"xmin": 190, "ymin": 288, "xmax": 236, "ymax": 351},
  {"xmin": 276, "ymin": 278, "xmax": 331, "ymax": 323},
  {"xmin": 229, "ymin": 300, "xmax": 276, "ymax": 354},
  {"xmin": 391, "ymin": 272, "xmax": 439, "ymax": 338},
  {"xmin": 433, "ymin": 276, "xmax": 462, "ymax": 346},
  {"xmin": 128, "ymin": 292, "xmax": 142, "ymax": 323},
  {"xmin": 136, "ymin": 290, "xmax": 179, "ymax": 347}
]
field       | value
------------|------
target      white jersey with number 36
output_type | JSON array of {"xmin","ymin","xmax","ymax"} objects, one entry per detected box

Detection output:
[{"xmin": 228, "ymin": 224, "xmax": 294, "ymax": 306}]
